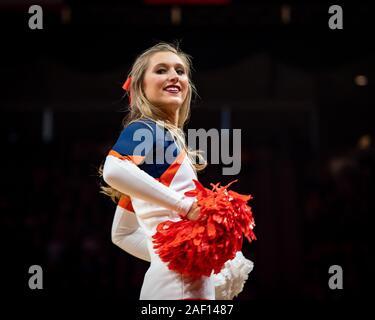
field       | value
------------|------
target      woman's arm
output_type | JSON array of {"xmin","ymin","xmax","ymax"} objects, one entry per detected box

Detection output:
[
  {"xmin": 111, "ymin": 206, "xmax": 151, "ymax": 262},
  {"xmin": 103, "ymin": 155, "xmax": 195, "ymax": 217}
]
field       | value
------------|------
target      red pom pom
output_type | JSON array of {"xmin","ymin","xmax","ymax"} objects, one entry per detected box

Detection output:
[{"xmin": 152, "ymin": 179, "xmax": 256, "ymax": 278}]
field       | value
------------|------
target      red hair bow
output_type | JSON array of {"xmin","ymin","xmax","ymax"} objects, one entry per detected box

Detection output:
[{"xmin": 122, "ymin": 76, "xmax": 132, "ymax": 105}]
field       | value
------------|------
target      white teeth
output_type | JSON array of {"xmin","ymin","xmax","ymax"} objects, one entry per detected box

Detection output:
[{"xmin": 165, "ymin": 87, "xmax": 179, "ymax": 92}]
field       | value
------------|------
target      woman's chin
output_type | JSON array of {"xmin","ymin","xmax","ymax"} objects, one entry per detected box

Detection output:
[{"xmin": 161, "ymin": 99, "xmax": 183, "ymax": 110}]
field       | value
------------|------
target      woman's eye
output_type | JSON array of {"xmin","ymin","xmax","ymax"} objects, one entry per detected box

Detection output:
[{"xmin": 156, "ymin": 68, "xmax": 185, "ymax": 75}]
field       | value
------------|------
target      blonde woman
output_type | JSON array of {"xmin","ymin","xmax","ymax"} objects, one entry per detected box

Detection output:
[{"xmin": 101, "ymin": 42, "xmax": 253, "ymax": 300}]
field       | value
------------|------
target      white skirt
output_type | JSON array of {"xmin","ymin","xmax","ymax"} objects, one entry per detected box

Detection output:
[{"xmin": 139, "ymin": 241, "xmax": 215, "ymax": 300}]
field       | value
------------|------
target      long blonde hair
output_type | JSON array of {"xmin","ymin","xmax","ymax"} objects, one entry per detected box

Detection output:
[{"xmin": 99, "ymin": 41, "xmax": 207, "ymax": 203}]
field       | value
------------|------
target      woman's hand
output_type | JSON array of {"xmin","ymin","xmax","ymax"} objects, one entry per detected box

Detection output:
[{"xmin": 186, "ymin": 201, "xmax": 201, "ymax": 221}]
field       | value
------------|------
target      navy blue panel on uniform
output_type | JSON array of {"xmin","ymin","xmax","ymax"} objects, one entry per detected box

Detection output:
[
  {"xmin": 112, "ymin": 120, "xmax": 155, "ymax": 157},
  {"xmin": 112, "ymin": 119, "xmax": 179, "ymax": 179}
]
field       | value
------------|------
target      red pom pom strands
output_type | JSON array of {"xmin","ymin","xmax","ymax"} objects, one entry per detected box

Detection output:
[{"xmin": 152, "ymin": 179, "xmax": 256, "ymax": 278}]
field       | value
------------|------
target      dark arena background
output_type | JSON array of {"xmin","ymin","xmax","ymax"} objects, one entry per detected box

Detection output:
[{"xmin": 0, "ymin": 0, "xmax": 373, "ymax": 312}]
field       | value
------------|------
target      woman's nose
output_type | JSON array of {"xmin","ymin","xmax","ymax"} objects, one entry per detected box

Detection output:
[{"xmin": 167, "ymin": 70, "xmax": 179, "ymax": 80}]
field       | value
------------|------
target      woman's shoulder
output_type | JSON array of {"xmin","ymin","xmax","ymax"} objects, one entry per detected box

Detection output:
[
  {"xmin": 113, "ymin": 119, "xmax": 157, "ymax": 153},
  {"xmin": 125, "ymin": 118, "xmax": 156, "ymax": 132},
  {"xmin": 121, "ymin": 118, "xmax": 172, "ymax": 142}
]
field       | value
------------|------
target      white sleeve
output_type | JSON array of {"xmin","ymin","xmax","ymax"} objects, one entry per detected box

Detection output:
[
  {"xmin": 111, "ymin": 206, "xmax": 151, "ymax": 262},
  {"xmin": 103, "ymin": 155, "xmax": 195, "ymax": 216}
]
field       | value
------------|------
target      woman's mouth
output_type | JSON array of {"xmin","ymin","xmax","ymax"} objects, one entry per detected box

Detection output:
[{"xmin": 164, "ymin": 85, "xmax": 181, "ymax": 94}]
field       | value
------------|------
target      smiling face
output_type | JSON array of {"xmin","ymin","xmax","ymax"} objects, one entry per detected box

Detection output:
[{"xmin": 143, "ymin": 51, "xmax": 189, "ymax": 113}]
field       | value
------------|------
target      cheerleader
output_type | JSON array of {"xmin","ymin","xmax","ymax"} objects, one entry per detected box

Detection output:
[{"xmin": 100, "ymin": 42, "xmax": 253, "ymax": 300}]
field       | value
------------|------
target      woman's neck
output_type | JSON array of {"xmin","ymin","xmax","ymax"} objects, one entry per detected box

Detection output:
[
  {"xmin": 172, "ymin": 113, "xmax": 179, "ymax": 127},
  {"xmin": 164, "ymin": 109, "xmax": 179, "ymax": 127}
]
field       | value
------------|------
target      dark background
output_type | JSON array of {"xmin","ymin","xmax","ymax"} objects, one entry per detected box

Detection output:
[{"xmin": 0, "ymin": 0, "xmax": 373, "ymax": 303}]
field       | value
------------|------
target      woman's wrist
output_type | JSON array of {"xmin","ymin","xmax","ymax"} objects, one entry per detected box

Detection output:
[{"xmin": 178, "ymin": 196, "xmax": 196, "ymax": 217}]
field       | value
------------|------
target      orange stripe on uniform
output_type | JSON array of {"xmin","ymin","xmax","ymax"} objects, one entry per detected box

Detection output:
[
  {"xmin": 118, "ymin": 195, "xmax": 135, "ymax": 212},
  {"xmin": 108, "ymin": 149, "xmax": 145, "ymax": 165},
  {"xmin": 157, "ymin": 150, "xmax": 186, "ymax": 187}
]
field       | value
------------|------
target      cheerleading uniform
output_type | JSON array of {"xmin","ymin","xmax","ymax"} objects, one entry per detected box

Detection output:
[
  {"xmin": 103, "ymin": 119, "xmax": 215, "ymax": 300},
  {"xmin": 111, "ymin": 205, "xmax": 254, "ymax": 300}
]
